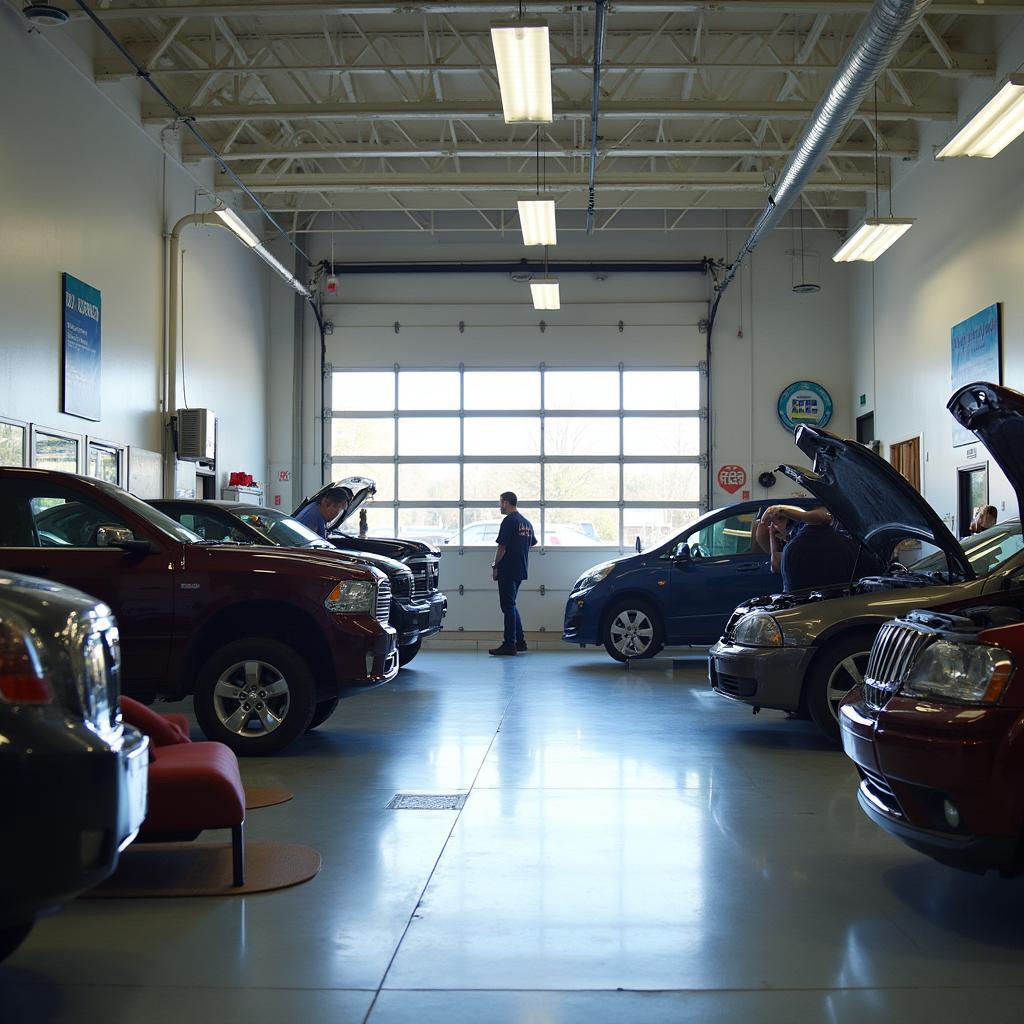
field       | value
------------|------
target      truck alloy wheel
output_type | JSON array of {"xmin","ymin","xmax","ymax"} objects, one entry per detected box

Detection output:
[
  {"xmin": 603, "ymin": 601, "xmax": 664, "ymax": 662},
  {"xmin": 194, "ymin": 639, "xmax": 315, "ymax": 755}
]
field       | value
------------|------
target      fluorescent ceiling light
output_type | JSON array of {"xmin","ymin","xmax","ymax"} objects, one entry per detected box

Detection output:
[
  {"xmin": 253, "ymin": 243, "xmax": 310, "ymax": 297},
  {"xmin": 491, "ymin": 21, "xmax": 552, "ymax": 124},
  {"xmin": 215, "ymin": 207, "xmax": 260, "ymax": 248},
  {"xmin": 517, "ymin": 198, "xmax": 557, "ymax": 246},
  {"xmin": 832, "ymin": 218, "xmax": 914, "ymax": 262},
  {"xmin": 936, "ymin": 75, "xmax": 1024, "ymax": 159},
  {"xmin": 530, "ymin": 278, "xmax": 560, "ymax": 310}
]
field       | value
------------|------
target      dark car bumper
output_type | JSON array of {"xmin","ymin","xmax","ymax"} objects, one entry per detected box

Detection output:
[
  {"xmin": 839, "ymin": 696, "xmax": 1024, "ymax": 875},
  {"xmin": 708, "ymin": 640, "xmax": 814, "ymax": 713},
  {"xmin": 325, "ymin": 616, "xmax": 399, "ymax": 696},
  {"xmin": 0, "ymin": 714, "xmax": 149, "ymax": 925},
  {"xmin": 563, "ymin": 592, "xmax": 601, "ymax": 645}
]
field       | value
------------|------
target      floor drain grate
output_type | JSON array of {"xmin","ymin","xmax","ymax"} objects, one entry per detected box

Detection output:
[{"xmin": 387, "ymin": 793, "xmax": 467, "ymax": 810}]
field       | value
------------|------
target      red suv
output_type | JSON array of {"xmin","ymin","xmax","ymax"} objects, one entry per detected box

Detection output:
[{"xmin": 0, "ymin": 469, "xmax": 399, "ymax": 755}]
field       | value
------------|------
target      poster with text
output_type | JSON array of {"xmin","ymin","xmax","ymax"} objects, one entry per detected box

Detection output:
[
  {"xmin": 62, "ymin": 273, "xmax": 102, "ymax": 421},
  {"xmin": 951, "ymin": 303, "xmax": 1000, "ymax": 447}
]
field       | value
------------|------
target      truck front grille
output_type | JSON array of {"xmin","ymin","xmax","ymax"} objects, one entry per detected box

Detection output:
[
  {"xmin": 376, "ymin": 579, "xmax": 392, "ymax": 624},
  {"xmin": 863, "ymin": 621, "xmax": 933, "ymax": 711},
  {"xmin": 407, "ymin": 556, "xmax": 440, "ymax": 598}
]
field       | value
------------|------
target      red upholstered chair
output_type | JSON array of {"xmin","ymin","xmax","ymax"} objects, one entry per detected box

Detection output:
[{"xmin": 120, "ymin": 697, "xmax": 247, "ymax": 886}]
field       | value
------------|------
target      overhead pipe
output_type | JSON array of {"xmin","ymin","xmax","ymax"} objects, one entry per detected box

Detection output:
[
  {"xmin": 586, "ymin": 0, "xmax": 607, "ymax": 235},
  {"xmin": 323, "ymin": 260, "xmax": 710, "ymax": 275},
  {"xmin": 712, "ymin": 0, "xmax": 933, "ymax": 316}
]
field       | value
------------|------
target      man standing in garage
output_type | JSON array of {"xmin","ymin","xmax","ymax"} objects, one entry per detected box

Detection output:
[{"xmin": 490, "ymin": 491, "xmax": 537, "ymax": 656}]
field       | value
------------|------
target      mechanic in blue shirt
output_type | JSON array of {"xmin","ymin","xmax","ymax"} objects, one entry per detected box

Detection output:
[
  {"xmin": 296, "ymin": 486, "xmax": 352, "ymax": 540},
  {"xmin": 758, "ymin": 504, "xmax": 864, "ymax": 592},
  {"xmin": 489, "ymin": 491, "xmax": 537, "ymax": 656}
]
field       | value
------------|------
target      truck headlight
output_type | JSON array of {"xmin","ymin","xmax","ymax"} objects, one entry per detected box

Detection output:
[
  {"xmin": 732, "ymin": 612, "xmax": 783, "ymax": 648},
  {"xmin": 573, "ymin": 563, "xmax": 615, "ymax": 593},
  {"xmin": 324, "ymin": 580, "xmax": 375, "ymax": 615},
  {"xmin": 901, "ymin": 641, "xmax": 1013, "ymax": 704}
]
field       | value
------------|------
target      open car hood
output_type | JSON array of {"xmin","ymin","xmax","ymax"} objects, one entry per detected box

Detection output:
[
  {"xmin": 778, "ymin": 424, "xmax": 973, "ymax": 579},
  {"xmin": 293, "ymin": 477, "xmax": 376, "ymax": 530},
  {"xmin": 948, "ymin": 381, "xmax": 1024, "ymax": 525}
]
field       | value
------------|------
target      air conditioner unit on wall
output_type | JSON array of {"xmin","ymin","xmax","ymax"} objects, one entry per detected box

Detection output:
[{"xmin": 176, "ymin": 408, "xmax": 216, "ymax": 462}]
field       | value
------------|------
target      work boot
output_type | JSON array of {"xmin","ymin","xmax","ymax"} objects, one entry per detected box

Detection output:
[
  {"xmin": 489, "ymin": 644, "xmax": 517, "ymax": 656},
  {"xmin": 515, "ymin": 640, "xmax": 528, "ymax": 652}
]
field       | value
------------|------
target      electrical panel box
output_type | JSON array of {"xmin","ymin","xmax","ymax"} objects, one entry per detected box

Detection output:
[{"xmin": 176, "ymin": 408, "xmax": 216, "ymax": 462}]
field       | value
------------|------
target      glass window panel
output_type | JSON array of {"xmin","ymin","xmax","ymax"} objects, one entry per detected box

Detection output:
[
  {"xmin": 33, "ymin": 432, "xmax": 78, "ymax": 473},
  {"xmin": 331, "ymin": 418, "xmax": 394, "ymax": 457},
  {"xmin": 464, "ymin": 464, "xmax": 540, "ymax": 501},
  {"xmin": 623, "ymin": 370, "xmax": 700, "ymax": 411},
  {"xmin": 397, "ymin": 507, "xmax": 458, "ymax": 545},
  {"xmin": 545, "ymin": 463, "xmax": 620, "ymax": 501},
  {"xmin": 398, "ymin": 417, "xmax": 460, "ymax": 456},
  {"xmin": 397, "ymin": 463, "xmax": 459, "ymax": 500},
  {"xmin": 623, "ymin": 418, "xmax": 700, "ymax": 456},
  {"xmin": 624, "ymin": 507, "xmax": 701, "ymax": 550},
  {"xmin": 543, "ymin": 508, "xmax": 615, "ymax": 545},
  {"xmin": 689, "ymin": 511, "xmax": 759, "ymax": 557},
  {"xmin": 398, "ymin": 371, "xmax": 461, "ymax": 410},
  {"xmin": 544, "ymin": 371, "xmax": 619, "ymax": 410},
  {"xmin": 330, "ymin": 464, "xmax": 394, "ymax": 502},
  {"xmin": 623, "ymin": 463, "xmax": 702, "ymax": 502},
  {"xmin": 0, "ymin": 423, "xmax": 25, "ymax": 467},
  {"xmin": 88, "ymin": 444, "xmax": 120, "ymax": 485},
  {"xmin": 545, "ymin": 417, "xmax": 619, "ymax": 456},
  {"xmin": 464, "ymin": 417, "xmax": 540, "ymax": 456},
  {"xmin": 358, "ymin": 506, "xmax": 396, "ymax": 538},
  {"xmin": 332, "ymin": 371, "xmax": 395, "ymax": 411},
  {"xmin": 464, "ymin": 371, "xmax": 540, "ymax": 410}
]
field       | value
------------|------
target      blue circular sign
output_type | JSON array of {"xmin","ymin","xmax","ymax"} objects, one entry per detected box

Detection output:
[{"xmin": 777, "ymin": 381, "xmax": 833, "ymax": 432}]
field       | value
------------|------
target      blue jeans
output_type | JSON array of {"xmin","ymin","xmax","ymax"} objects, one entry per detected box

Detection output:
[{"xmin": 497, "ymin": 576, "xmax": 524, "ymax": 647}]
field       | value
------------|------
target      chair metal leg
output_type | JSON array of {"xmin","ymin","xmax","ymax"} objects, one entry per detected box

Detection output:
[{"xmin": 231, "ymin": 821, "xmax": 245, "ymax": 887}]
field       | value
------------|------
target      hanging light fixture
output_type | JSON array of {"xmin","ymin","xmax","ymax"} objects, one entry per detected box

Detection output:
[
  {"xmin": 791, "ymin": 196, "xmax": 821, "ymax": 292},
  {"xmin": 491, "ymin": 13, "xmax": 553, "ymax": 124},
  {"xmin": 518, "ymin": 130, "xmax": 556, "ymax": 246},
  {"xmin": 530, "ymin": 246, "xmax": 559, "ymax": 309},
  {"xmin": 833, "ymin": 85, "xmax": 913, "ymax": 263},
  {"xmin": 936, "ymin": 75, "xmax": 1024, "ymax": 159},
  {"xmin": 214, "ymin": 204, "xmax": 310, "ymax": 296}
]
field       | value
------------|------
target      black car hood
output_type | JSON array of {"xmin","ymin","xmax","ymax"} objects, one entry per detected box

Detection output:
[
  {"xmin": 329, "ymin": 535, "xmax": 438, "ymax": 560},
  {"xmin": 294, "ymin": 476, "xmax": 375, "ymax": 530},
  {"xmin": 948, "ymin": 381, "xmax": 1024, "ymax": 524},
  {"xmin": 778, "ymin": 424, "xmax": 973, "ymax": 579}
]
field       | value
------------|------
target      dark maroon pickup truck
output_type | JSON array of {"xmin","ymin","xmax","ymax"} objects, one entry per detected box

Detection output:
[{"xmin": 0, "ymin": 468, "xmax": 399, "ymax": 755}]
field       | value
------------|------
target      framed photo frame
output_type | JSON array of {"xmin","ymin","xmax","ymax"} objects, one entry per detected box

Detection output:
[{"xmin": 951, "ymin": 303, "xmax": 1001, "ymax": 447}]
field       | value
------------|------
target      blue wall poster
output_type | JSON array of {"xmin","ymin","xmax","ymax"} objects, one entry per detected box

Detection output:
[
  {"xmin": 951, "ymin": 303, "xmax": 1000, "ymax": 447},
  {"xmin": 62, "ymin": 272, "xmax": 102, "ymax": 421}
]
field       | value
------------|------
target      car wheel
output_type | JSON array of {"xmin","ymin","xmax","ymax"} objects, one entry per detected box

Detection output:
[
  {"xmin": 0, "ymin": 920, "xmax": 34, "ymax": 963},
  {"xmin": 194, "ymin": 638, "xmax": 316, "ymax": 756},
  {"xmin": 806, "ymin": 631, "xmax": 877, "ymax": 743},
  {"xmin": 306, "ymin": 697, "xmax": 340, "ymax": 732},
  {"xmin": 603, "ymin": 600, "xmax": 664, "ymax": 662},
  {"xmin": 398, "ymin": 638, "xmax": 422, "ymax": 666}
]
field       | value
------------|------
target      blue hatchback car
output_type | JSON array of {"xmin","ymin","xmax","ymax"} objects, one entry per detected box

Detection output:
[{"xmin": 562, "ymin": 498, "xmax": 816, "ymax": 661}]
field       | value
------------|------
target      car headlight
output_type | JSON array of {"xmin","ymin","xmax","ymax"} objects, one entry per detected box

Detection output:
[
  {"xmin": 324, "ymin": 580, "xmax": 376, "ymax": 615},
  {"xmin": 573, "ymin": 563, "xmax": 615, "ymax": 593},
  {"xmin": 901, "ymin": 641, "xmax": 1014, "ymax": 705},
  {"xmin": 732, "ymin": 612, "xmax": 783, "ymax": 648}
]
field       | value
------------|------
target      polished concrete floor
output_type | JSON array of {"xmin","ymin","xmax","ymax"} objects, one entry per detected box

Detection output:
[{"xmin": 5, "ymin": 649, "xmax": 1024, "ymax": 1023}]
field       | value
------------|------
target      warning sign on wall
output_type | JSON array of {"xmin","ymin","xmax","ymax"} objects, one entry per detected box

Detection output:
[{"xmin": 716, "ymin": 464, "xmax": 747, "ymax": 494}]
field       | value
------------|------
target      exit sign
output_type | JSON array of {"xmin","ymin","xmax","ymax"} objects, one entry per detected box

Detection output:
[{"xmin": 859, "ymin": 394, "xmax": 866, "ymax": 406}]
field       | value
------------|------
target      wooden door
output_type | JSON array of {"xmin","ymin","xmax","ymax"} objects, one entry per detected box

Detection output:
[{"xmin": 890, "ymin": 437, "xmax": 921, "ymax": 491}]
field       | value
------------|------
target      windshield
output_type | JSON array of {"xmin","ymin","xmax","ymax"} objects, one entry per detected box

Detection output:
[
  {"xmin": 90, "ymin": 478, "xmax": 203, "ymax": 544},
  {"xmin": 910, "ymin": 521, "xmax": 1023, "ymax": 578},
  {"xmin": 229, "ymin": 507, "xmax": 332, "ymax": 549}
]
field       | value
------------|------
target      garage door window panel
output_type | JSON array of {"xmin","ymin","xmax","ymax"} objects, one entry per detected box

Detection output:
[{"xmin": 332, "ymin": 419, "xmax": 395, "ymax": 457}]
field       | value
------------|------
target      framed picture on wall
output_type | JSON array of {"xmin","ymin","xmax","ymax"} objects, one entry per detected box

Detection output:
[
  {"xmin": 62, "ymin": 272, "xmax": 102, "ymax": 422},
  {"xmin": 951, "ymin": 303, "xmax": 1001, "ymax": 447}
]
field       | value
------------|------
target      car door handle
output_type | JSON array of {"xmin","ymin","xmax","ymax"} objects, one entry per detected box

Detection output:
[{"xmin": 10, "ymin": 565, "xmax": 50, "ymax": 576}]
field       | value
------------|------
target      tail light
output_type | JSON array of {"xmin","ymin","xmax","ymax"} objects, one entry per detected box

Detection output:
[{"xmin": 0, "ymin": 618, "xmax": 52, "ymax": 703}]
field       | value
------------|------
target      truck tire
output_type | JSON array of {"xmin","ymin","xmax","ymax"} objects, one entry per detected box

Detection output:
[
  {"xmin": 805, "ymin": 631, "xmax": 878, "ymax": 743},
  {"xmin": 194, "ymin": 638, "xmax": 316, "ymax": 756},
  {"xmin": 398, "ymin": 638, "xmax": 422, "ymax": 666},
  {"xmin": 602, "ymin": 600, "xmax": 664, "ymax": 662},
  {"xmin": 306, "ymin": 697, "xmax": 340, "ymax": 732}
]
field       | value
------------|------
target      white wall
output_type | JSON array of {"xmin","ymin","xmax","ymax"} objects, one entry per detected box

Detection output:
[
  {"xmin": 850, "ymin": 20, "xmax": 1024, "ymax": 531},
  {"xmin": 0, "ymin": 13, "xmax": 272, "ymax": 492}
]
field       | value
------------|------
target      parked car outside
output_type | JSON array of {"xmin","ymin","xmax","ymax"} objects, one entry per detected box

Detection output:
[
  {"xmin": 0, "ymin": 572, "xmax": 149, "ymax": 961},
  {"xmin": 0, "ymin": 469, "xmax": 398, "ymax": 755},
  {"xmin": 709, "ymin": 409, "xmax": 1024, "ymax": 742},
  {"xmin": 151, "ymin": 500, "xmax": 433, "ymax": 666},
  {"xmin": 839, "ymin": 381, "xmax": 1024, "ymax": 875},
  {"xmin": 450, "ymin": 520, "xmax": 598, "ymax": 546},
  {"xmin": 295, "ymin": 478, "xmax": 446, "ymax": 659},
  {"xmin": 563, "ymin": 498, "xmax": 817, "ymax": 662}
]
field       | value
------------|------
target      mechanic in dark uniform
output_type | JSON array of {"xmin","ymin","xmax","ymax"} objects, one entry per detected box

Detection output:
[
  {"xmin": 757, "ymin": 504, "xmax": 864, "ymax": 592},
  {"xmin": 489, "ymin": 490, "xmax": 537, "ymax": 656}
]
